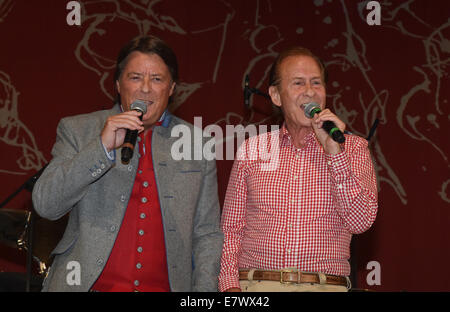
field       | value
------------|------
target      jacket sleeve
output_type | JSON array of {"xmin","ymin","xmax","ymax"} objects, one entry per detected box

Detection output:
[{"xmin": 32, "ymin": 117, "xmax": 114, "ymax": 220}]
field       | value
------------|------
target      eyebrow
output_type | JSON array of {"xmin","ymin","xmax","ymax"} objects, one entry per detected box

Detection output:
[
  {"xmin": 292, "ymin": 76, "xmax": 322, "ymax": 80},
  {"xmin": 126, "ymin": 72, "xmax": 163, "ymax": 77}
]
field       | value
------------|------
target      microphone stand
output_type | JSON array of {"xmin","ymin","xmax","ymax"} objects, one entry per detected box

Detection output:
[
  {"xmin": 0, "ymin": 164, "xmax": 48, "ymax": 209},
  {"xmin": 0, "ymin": 163, "xmax": 48, "ymax": 292},
  {"xmin": 243, "ymin": 75, "xmax": 271, "ymax": 110},
  {"xmin": 243, "ymin": 75, "xmax": 280, "ymax": 126},
  {"xmin": 366, "ymin": 118, "xmax": 379, "ymax": 142},
  {"xmin": 246, "ymin": 87, "xmax": 271, "ymax": 102}
]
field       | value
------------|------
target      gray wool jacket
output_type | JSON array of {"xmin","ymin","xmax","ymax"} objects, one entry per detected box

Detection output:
[{"xmin": 32, "ymin": 105, "xmax": 223, "ymax": 292}]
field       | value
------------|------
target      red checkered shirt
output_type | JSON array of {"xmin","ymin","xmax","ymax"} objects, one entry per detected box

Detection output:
[{"xmin": 218, "ymin": 124, "xmax": 378, "ymax": 291}]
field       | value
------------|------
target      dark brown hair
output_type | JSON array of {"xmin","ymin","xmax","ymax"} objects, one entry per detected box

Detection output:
[{"xmin": 114, "ymin": 35, "xmax": 179, "ymax": 103}]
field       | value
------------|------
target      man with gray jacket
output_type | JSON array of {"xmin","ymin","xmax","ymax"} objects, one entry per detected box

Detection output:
[{"xmin": 32, "ymin": 35, "xmax": 223, "ymax": 292}]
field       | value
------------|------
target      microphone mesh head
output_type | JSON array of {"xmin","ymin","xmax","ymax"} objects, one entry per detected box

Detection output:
[
  {"xmin": 303, "ymin": 102, "xmax": 320, "ymax": 119},
  {"xmin": 130, "ymin": 100, "xmax": 148, "ymax": 114}
]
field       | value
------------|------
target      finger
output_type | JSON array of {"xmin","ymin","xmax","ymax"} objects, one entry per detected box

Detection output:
[
  {"xmin": 113, "ymin": 112, "xmax": 144, "ymax": 123},
  {"xmin": 312, "ymin": 114, "xmax": 323, "ymax": 129},
  {"xmin": 110, "ymin": 117, "xmax": 144, "ymax": 128},
  {"xmin": 105, "ymin": 115, "xmax": 144, "ymax": 131},
  {"xmin": 121, "ymin": 110, "xmax": 144, "ymax": 117},
  {"xmin": 315, "ymin": 110, "xmax": 345, "ymax": 131},
  {"xmin": 316, "ymin": 109, "xmax": 335, "ymax": 121}
]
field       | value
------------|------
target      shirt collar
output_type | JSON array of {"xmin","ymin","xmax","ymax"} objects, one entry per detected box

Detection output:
[{"xmin": 280, "ymin": 122, "xmax": 316, "ymax": 149}]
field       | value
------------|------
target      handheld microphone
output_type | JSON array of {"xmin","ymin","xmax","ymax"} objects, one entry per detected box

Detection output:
[
  {"xmin": 303, "ymin": 102, "xmax": 345, "ymax": 143},
  {"xmin": 121, "ymin": 100, "xmax": 147, "ymax": 164}
]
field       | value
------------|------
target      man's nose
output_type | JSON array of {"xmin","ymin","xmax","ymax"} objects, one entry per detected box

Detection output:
[
  {"xmin": 304, "ymin": 82, "xmax": 315, "ymax": 97},
  {"xmin": 141, "ymin": 77, "xmax": 151, "ymax": 93}
]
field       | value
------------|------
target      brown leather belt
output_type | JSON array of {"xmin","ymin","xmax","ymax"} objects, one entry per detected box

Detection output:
[{"xmin": 239, "ymin": 269, "xmax": 348, "ymax": 287}]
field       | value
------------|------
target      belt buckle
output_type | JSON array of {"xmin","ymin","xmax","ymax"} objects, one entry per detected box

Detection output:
[{"xmin": 280, "ymin": 269, "xmax": 300, "ymax": 284}]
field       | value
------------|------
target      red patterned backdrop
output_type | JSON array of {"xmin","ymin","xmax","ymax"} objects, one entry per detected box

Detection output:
[{"xmin": 0, "ymin": 0, "xmax": 449, "ymax": 291}]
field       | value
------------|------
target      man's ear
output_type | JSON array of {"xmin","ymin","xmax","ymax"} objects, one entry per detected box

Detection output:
[
  {"xmin": 115, "ymin": 80, "xmax": 121, "ymax": 94},
  {"xmin": 269, "ymin": 86, "xmax": 281, "ymax": 107},
  {"xmin": 169, "ymin": 82, "xmax": 176, "ymax": 96}
]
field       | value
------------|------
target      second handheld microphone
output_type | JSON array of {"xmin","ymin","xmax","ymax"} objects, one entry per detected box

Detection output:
[
  {"xmin": 303, "ymin": 102, "xmax": 345, "ymax": 144},
  {"xmin": 121, "ymin": 100, "xmax": 148, "ymax": 164}
]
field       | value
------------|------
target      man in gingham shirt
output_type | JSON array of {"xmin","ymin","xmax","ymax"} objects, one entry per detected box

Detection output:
[{"xmin": 218, "ymin": 47, "xmax": 378, "ymax": 292}]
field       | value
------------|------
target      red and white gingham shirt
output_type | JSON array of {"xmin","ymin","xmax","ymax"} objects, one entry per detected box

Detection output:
[{"xmin": 218, "ymin": 124, "xmax": 378, "ymax": 291}]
